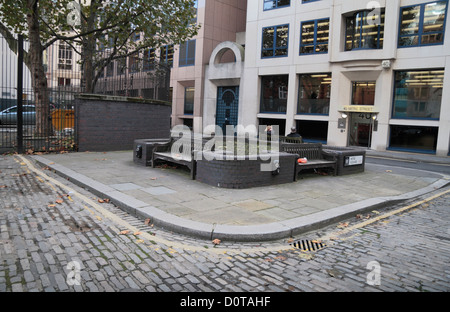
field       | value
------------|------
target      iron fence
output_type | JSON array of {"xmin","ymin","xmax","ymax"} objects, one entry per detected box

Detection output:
[{"xmin": 0, "ymin": 35, "xmax": 171, "ymax": 154}]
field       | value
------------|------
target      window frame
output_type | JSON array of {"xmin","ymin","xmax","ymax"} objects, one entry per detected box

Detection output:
[
  {"xmin": 179, "ymin": 40, "xmax": 196, "ymax": 67},
  {"xmin": 391, "ymin": 69, "xmax": 444, "ymax": 120},
  {"xmin": 300, "ymin": 18, "xmax": 330, "ymax": 55},
  {"xmin": 261, "ymin": 24, "xmax": 290, "ymax": 59},
  {"xmin": 297, "ymin": 73, "xmax": 332, "ymax": 115},
  {"xmin": 345, "ymin": 9, "xmax": 385, "ymax": 51},
  {"xmin": 398, "ymin": 0, "xmax": 448, "ymax": 48}
]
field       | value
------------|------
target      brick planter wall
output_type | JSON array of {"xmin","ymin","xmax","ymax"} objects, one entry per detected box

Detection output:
[
  {"xmin": 195, "ymin": 151, "xmax": 298, "ymax": 189},
  {"xmin": 75, "ymin": 94, "xmax": 171, "ymax": 152}
]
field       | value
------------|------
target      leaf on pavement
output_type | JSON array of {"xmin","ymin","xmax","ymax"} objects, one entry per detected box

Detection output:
[
  {"xmin": 119, "ymin": 230, "xmax": 130, "ymax": 235},
  {"xmin": 212, "ymin": 238, "xmax": 221, "ymax": 245},
  {"xmin": 55, "ymin": 199, "xmax": 63, "ymax": 204}
]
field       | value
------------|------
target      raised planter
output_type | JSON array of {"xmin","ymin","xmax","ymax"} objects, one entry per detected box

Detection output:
[
  {"xmin": 323, "ymin": 146, "xmax": 366, "ymax": 176},
  {"xmin": 195, "ymin": 151, "xmax": 298, "ymax": 189},
  {"xmin": 133, "ymin": 138, "xmax": 170, "ymax": 166}
]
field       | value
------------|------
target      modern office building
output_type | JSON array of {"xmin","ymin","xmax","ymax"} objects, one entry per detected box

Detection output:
[{"xmin": 170, "ymin": 0, "xmax": 449, "ymax": 156}]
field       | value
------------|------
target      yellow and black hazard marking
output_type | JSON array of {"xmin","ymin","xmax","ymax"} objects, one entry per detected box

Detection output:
[{"xmin": 290, "ymin": 239, "xmax": 326, "ymax": 252}]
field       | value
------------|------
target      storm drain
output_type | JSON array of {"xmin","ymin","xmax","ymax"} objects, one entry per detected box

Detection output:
[{"xmin": 290, "ymin": 239, "xmax": 326, "ymax": 252}]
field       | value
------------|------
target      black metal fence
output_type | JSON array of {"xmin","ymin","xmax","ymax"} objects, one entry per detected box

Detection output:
[{"xmin": 0, "ymin": 35, "xmax": 171, "ymax": 154}]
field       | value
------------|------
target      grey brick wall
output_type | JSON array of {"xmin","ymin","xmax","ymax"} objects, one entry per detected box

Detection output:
[{"xmin": 75, "ymin": 94, "xmax": 171, "ymax": 152}]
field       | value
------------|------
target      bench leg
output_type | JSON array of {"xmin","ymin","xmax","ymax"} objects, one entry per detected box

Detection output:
[{"xmin": 191, "ymin": 161, "xmax": 197, "ymax": 180}]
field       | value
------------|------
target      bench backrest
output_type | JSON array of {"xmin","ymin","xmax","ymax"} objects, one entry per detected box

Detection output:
[
  {"xmin": 170, "ymin": 137, "xmax": 204, "ymax": 158},
  {"xmin": 281, "ymin": 143, "xmax": 324, "ymax": 160}
]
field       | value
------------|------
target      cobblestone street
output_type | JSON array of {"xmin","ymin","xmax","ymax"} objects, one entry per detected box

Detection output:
[{"xmin": 1, "ymin": 154, "xmax": 449, "ymax": 297}]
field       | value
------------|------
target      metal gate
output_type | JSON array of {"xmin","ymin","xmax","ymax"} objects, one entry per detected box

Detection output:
[{"xmin": 216, "ymin": 86, "xmax": 239, "ymax": 134}]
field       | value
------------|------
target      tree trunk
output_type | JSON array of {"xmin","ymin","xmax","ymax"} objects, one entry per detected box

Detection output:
[{"xmin": 26, "ymin": 0, "xmax": 51, "ymax": 138}]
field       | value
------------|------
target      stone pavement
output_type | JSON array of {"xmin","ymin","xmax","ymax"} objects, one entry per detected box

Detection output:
[{"xmin": 29, "ymin": 150, "xmax": 450, "ymax": 242}]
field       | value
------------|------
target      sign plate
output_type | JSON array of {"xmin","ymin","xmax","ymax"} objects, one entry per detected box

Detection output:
[{"xmin": 345, "ymin": 155, "xmax": 364, "ymax": 166}]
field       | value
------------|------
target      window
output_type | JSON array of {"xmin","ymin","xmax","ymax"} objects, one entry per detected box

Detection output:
[
  {"xmin": 300, "ymin": 18, "xmax": 330, "ymax": 54},
  {"xmin": 352, "ymin": 82, "xmax": 376, "ymax": 105},
  {"xmin": 390, "ymin": 125, "xmax": 438, "ymax": 153},
  {"xmin": 160, "ymin": 45, "xmax": 174, "ymax": 68},
  {"xmin": 184, "ymin": 87, "xmax": 195, "ymax": 115},
  {"xmin": 179, "ymin": 40, "xmax": 196, "ymax": 67},
  {"xmin": 260, "ymin": 75, "xmax": 288, "ymax": 113},
  {"xmin": 398, "ymin": 1, "xmax": 448, "ymax": 47},
  {"xmin": 392, "ymin": 69, "xmax": 444, "ymax": 119},
  {"xmin": 262, "ymin": 24, "xmax": 289, "ymax": 58},
  {"xmin": 302, "ymin": 0, "xmax": 320, "ymax": 3},
  {"xmin": 296, "ymin": 120, "xmax": 328, "ymax": 143},
  {"xmin": 264, "ymin": 0, "xmax": 290, "ymax": 11},
  {"xmin": 345, "ymin": 10, "xmax": 385, "ymax": 50},
  {"xmin": 58, "ymin": 43, "xmax": 72, "ymax": 70},
  {"xmin": 129, "ymin": 53, "xmax": 140, "ymax": 73},
  {"xmin": 298, "ymin": 73, "xmax": 331, "ymax": 115},
  {"xmin": 143, "ymin": 49, "xmax": 156, "ymax": 71},
  {"xmin": 58, "ymin": 78, "xmax": 71, "ymax": 86}
]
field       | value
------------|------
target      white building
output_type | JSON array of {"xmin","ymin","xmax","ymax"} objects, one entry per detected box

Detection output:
[{"xmin": 197, "ymin": 0, "xmax": 450, "ymax": 156}]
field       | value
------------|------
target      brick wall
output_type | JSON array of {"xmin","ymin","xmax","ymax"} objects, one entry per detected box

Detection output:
[
  {"xmin": 75, "ymin": 94, "xmax": 171, "ymax": 152},
  {"xmin": 196, "ymin": 152, "xmax": 298, "ymax": 189}
]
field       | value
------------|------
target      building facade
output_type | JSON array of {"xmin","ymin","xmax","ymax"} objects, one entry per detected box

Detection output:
[{"xmin": 170, "ymin": 0, "xmax": 450, "ymax": 156}]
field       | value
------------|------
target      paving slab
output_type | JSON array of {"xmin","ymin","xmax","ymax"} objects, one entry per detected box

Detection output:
[{"xmin": 30, "ymin": 150, "xmax": 450, "ymax": 241}]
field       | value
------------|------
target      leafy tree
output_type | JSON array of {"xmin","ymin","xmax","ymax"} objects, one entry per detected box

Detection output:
[{"xmin": 0, "ymin": 0, "xmax": 199, "ymax": 136}]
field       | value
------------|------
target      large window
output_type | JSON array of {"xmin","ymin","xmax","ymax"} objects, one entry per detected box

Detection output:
[
  {"xmin": 392, "ymin": 69, "xmax": 444, "ymax": 119},
  {"xmin": 262, "ymin": 24, "xmax": 289, "ymax": 58},
  {"xmin": 298, "ymin": 73, "xmax": 331, "ymax": 115},
  {"xmin": 179, "ymin": 40, "xmax": 196, "ymax": 67},
  {"xmin": 398, "ymin": 1, "xmax": 448, "ymax": 47},
  {"xmin": 260, "ymin": 75, "xmax": 288, "ymax": 113},
  {"xmin": 264, "ymin": 0, "xmax": 290, "ymax": 10},
  {"xmin": 345, "ymin": 10, "xmax": 385, "ymax": 50},
  {"xmin": 352, "ymin": 82, "xmax": 376, "ymax": 105},
  {"xmin": 390, "ymin": 125, "xmax": 438, "ymax": 153},
  {"xmin": 300, "ymin": 19, "xmax": 330, "ymax": 55}
]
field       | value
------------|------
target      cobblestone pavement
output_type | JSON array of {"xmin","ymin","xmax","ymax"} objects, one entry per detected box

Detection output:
[{"xmin": 1, "ymin": 154, "xmax": 449, "ymax": 296}]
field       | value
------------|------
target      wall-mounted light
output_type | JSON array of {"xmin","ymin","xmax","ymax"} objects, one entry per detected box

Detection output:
[{"xmin": 341, "ymin": 112, "xmax": 348, "ymax": 119}]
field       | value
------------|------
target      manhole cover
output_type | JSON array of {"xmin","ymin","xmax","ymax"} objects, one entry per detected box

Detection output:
[{"xmin": 290, "ymin": 239, "xmax": 326, "ymax": 252}]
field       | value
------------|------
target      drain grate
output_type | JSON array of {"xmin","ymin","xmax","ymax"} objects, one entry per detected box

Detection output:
[{"xmin": 290, "ymin": 239, "xmax": 326, "ymax": 252}]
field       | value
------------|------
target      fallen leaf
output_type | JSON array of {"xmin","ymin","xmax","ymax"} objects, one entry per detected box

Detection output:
[
  {"xmin": 212, "ymin": 238, "xmax": 221, "ymax": 245},
  {"xmin": 119, "ymin": 230, "xmax": 130, "ymax": 235},
  {"xmin": 337, "ymin": 222, "xmax": 349, "ymax": 228},
  {"xmin": 47, "ymin": 204, "xmax": 56, "ymax": 207},
  {"xmin": 103, "ymin": 198, "xmax": 110, "ymax": 203},
  {"xmin": 144, "ymin": 218, "xmax": 151, "ymax": 226},
  {"xmin": 275, "ymin": 255, "xmax": 287, "ymax": 261},
  {"xmin": 372, "ymin": 210, "xmax": 380, "ymax": 215},
  {"xmin": 95, "ymin": 216, "xmax": 102, "ymax": 221},
  {"xmin": 385, "ymin": 170, "xmax": 392, "ymax": 173},
  {"xmin": 55, "ymin": 199, "xmax": 63, "ymax": 204},
  {"xmin": 136, "ymin": 239, "xmax": 145, "ymax": 243},
  {"xmin": 0, "ymin": 185, "xmax": 7, "ymax": 188},
  {"xmin": 133, "ymin": 231, "xmax": 142, "ymax": 236},
  {"xmin": 98, "ymin": 199, "xmax": 104, "ymax": 203}
]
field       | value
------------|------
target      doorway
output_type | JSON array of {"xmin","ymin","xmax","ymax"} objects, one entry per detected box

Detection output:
[
  {"xmin": 348, "ymin": 112, "xmax": 376, "ymax": 147},
  {"xmin": 216, "ymin": 86, "xmax": 239, "ymax": 133}
]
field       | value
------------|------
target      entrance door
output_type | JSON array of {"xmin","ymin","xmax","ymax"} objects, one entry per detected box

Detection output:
[
  {"xmin": 216, "ymin": 86, "xmax": 239, "ymax": 133},
  {"xmin": 349, "ymin": 113, "xmax": 374, "ymax": 147}
]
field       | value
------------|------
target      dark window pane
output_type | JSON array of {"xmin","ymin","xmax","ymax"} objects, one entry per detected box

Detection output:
[
  {"xmin": 389, "ymin": 125, "xmax": 438, "ymax": 152},
  {"xmin": 298, "ymin": 73, "xmax": 331, "ymax": 115},
  {"xmin": 260, "ymin": 75, "xmax": 288, "ymax": 113}
]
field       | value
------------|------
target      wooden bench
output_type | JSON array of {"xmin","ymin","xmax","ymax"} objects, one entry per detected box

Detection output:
[
  {"xmin": 151, "ymin": 137, "xmax": 204, "ymax": 179},
  {"xmin": 279, "ymin": 136, "xmax": 303, "ymax": 144},
  {"xmin": 281, "ymin": 143, "xmax": 337, "ymax": 181}
]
